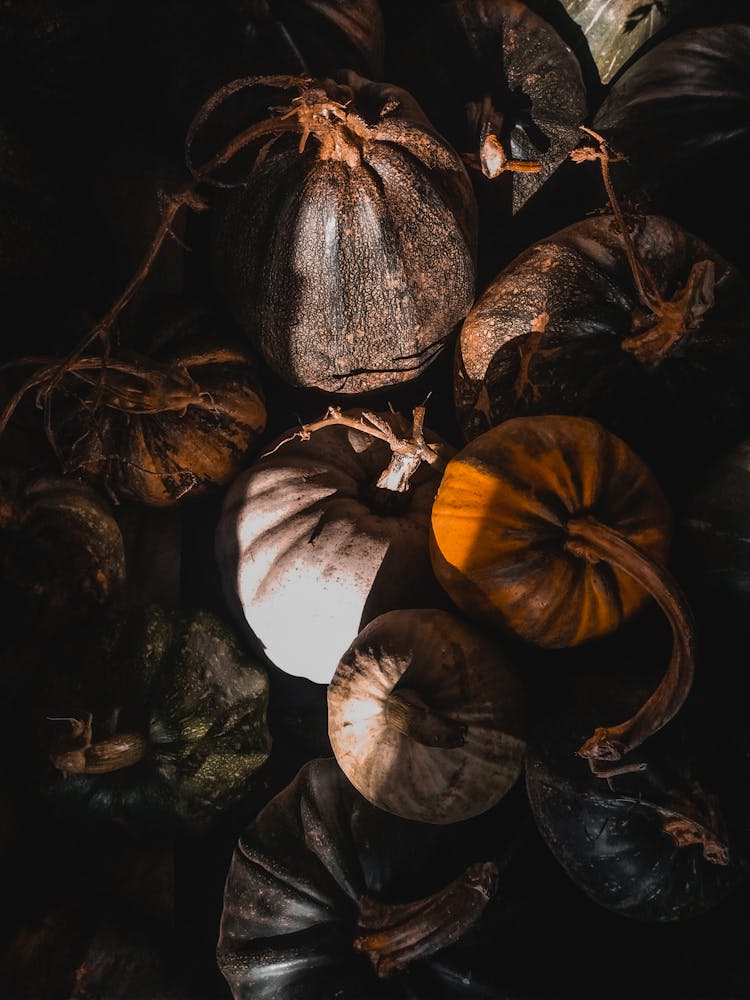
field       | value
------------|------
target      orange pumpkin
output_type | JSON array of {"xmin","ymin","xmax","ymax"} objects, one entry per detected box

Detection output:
[{"xmin": 430, "ymin": 415, "xmax": 695, "ymax": 775}]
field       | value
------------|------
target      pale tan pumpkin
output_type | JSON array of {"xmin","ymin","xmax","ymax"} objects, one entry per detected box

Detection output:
[{"xmin": 328, "ymin": 608, "xmax": 525, "ymax": 824}]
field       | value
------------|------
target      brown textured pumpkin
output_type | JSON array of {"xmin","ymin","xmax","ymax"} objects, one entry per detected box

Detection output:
[
  {"xmin": 430, "ymin": 415, "xmax": 695, "ymax": 774},
  {"xmin": 328, "ymin": 608, "xmax": 525, "ymax": 824},
  {"xmin": 216, "ymin": 408, "xmax": 452, "ymax": 685},
  {"xmin": 206, "ymin": 72, "xmax": 478, "ymax": 393},
  {"xmin": 58, "ymin": 303, "xmax": 266, "ymax": 506}
]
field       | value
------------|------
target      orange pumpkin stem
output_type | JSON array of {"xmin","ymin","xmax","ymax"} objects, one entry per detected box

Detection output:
[
  {"xmin": 354, "ymin": 860, "xmax": 498, "ymax": 976},
  {"xmin": 565, "ymin": 515, "xmax": 696, "ymax": 777},
  {"xmin": 384, "ymin": 688, "xmax": 467, "ymax": 749},
  {"xmin": 49, "ymin": 714, "xmax": 148, "ymax": 776},
  {"xmin": 571, "ymin": 126, "xmax": 714, "ymax": 369},
  {"xmin": 466, "ymin": 96, "xmax": 541, "ymax": 179}
]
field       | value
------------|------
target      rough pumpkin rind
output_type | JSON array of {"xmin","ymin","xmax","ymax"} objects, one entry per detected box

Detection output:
[{"xmin": 212, "ymin": 73, "xmax": 478, "ymax": 393}]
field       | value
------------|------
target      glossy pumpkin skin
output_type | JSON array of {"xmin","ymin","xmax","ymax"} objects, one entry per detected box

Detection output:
[
  {"xmin": 218, "ymin": 757, "xmax": 511, "ymax": 999},
  {"xmin": 398, "ymin": 0, "xmax": 586, "ymax": 213},
  {"xmin": 526, "ymin": 673, "xmax": 749, "ymax": 921},
  {"xmin": 46, "ymin": 605, "xmax": 271, "ymax": 831},
  {"xmin": 60, "ymin": 305, "xmax": 267, "ymax": 507},
  {"xmin": 430, "ymin": 415, "xmax": 671, "ymax": 647},
  {"xmin": 454, "ymin": 213, "xmax": 749, "ymax": 469},
  {"xmin": 216, "ymin": 412, "xmax": 451, "ymax": 685},
  {"xmin": 328, "ymin": 608, "xmax": 525, "ymax": 823},
  {"xmin": 213, "ymin": 73, "xmax": 477, "ymax": 393}
]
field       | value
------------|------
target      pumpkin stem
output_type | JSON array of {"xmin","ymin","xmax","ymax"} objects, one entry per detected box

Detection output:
[
  {"xmin": 570, "ymin": 126, "xmax": 715, "ymax": 370},
  {"xmin": 384, "ymin": 688, "xmax": 467, "ymax": 749},
  {"xmin": 263, "ymin": 405, "xmax": 447, "ymax": 492},
  {"xmin": 564, "ymin": 515, "xmax": 695, "ymax": 777},
  {"xmin": 0, "ymin": 74, "xmax": 306, "ymax": 451},
  {"xmin": 353, "ymin": 859, "xmax": 498, "ymax": 976},
  {"xmin": 465, "ymin": 97, "xmax": 541, "ymax": 179},
  {"xmin": 49, "ymin": 713, "xmax": 148, "ymax": 776}
]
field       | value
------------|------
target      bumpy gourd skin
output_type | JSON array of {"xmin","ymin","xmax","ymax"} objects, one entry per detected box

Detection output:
[
  {"xmin": 213, "ymin": 73, "xmax": 477, "ymax": 394},
  {"xmin": 46, "ymin": 605, "xmax": 271, "ymax": 831}
]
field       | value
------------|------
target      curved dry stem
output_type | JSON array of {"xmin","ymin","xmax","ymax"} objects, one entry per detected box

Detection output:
[
  {"xmin": 570, "ymin": 127, "xmax": 714, "ymax": 367},
  {"xmin": 262, "ymin": 405, "xmax": 447, "ymax": 491},
  {"xmin": 354, "ymin": 860, "xmax": 498, "ymax": 977},
  {"xmin": 565, "ymin": 515, "xmax": 696, "ymax": 778},
  {"xmin": 465, "ymin": 97, "xmax": 541, "ymax": 179},
  {"xmin": 49, "ymin": 714, "xmax": 147, "ymax": 776}
]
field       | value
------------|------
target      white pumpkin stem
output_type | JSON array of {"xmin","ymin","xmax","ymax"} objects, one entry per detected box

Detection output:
[
  {"xmin": 570, "ymin": 126, "xmax": 715, "ymax": 369},
  {"xmin": 49, "ymin": 713, "xmax": 148, "ymax": 776},
  {"xmin": 263, "ymin": 405, "xmax": 447, "ymax": 492}
]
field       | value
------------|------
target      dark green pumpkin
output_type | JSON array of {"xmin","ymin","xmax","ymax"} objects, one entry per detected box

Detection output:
[
  {"xmin": 45, "ymin": 604, "xmax": 271, "ymax": 831},
  {"xmin": 218, "ymin": 757, "xmax": 515, "ymax": 998}
]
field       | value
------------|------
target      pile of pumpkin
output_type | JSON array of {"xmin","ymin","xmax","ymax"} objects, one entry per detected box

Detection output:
[{"xmin": 2, "ymin": 1, "xmax": 750, "ymax": 997}]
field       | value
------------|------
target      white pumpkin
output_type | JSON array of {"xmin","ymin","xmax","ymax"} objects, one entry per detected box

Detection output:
[{"xmin": 215, "ymin": 410, "xmax": 451, "ymax": 684}]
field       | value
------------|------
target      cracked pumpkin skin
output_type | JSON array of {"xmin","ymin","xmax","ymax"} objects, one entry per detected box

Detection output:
[
  {"xmin": 213, "ymin": 72, "xmax": 477, "ymax": 393},
  {"xmin": 430, "ymin": 415, "xmax": 671, "ymax": 647}
]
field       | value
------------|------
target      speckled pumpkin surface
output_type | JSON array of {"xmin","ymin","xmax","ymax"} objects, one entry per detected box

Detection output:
[
  {"xmin": 212, "ymin": 72, "xmax": 477, "ymax": 393},
  {"xmin": 454, "ymin": 213, "xmax": 749, "ymax": 469},
  {"xmin": 328, "ymin": 608, "xmax": 525, "ymax": 823},
  {"xmin": 46, "ymin": 604, "xmax": 271, "ymax": 831},
  {"xmin": 430, "ymin": 415, "xmax": 672, "ymax": 647},
  {"xmin": 216, "ymin": 411, "xmax": 452, "ymax": 685}
]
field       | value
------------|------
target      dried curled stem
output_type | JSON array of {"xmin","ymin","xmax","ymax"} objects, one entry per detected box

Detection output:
[
  {"xmin": 49, "ymin": 714, "xmax": 147, "ymax": 776},
  {"xmin": 263, "ymin": 405, "xmax": 447, "ymax": 492},
  {"xmin": 0, "ymin": 74, "xmax": 328, "ymax": 452},
  {"xmin": 354, "ymin": 860, "xmax": 498, "ymax": 977},
  {"xmin": 566, "ymin": 515, "xmax": 696, "ymax": 779},
  {"xmin": 570, "ymin": 126, "xmax": 715, "ymax": 368}
]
